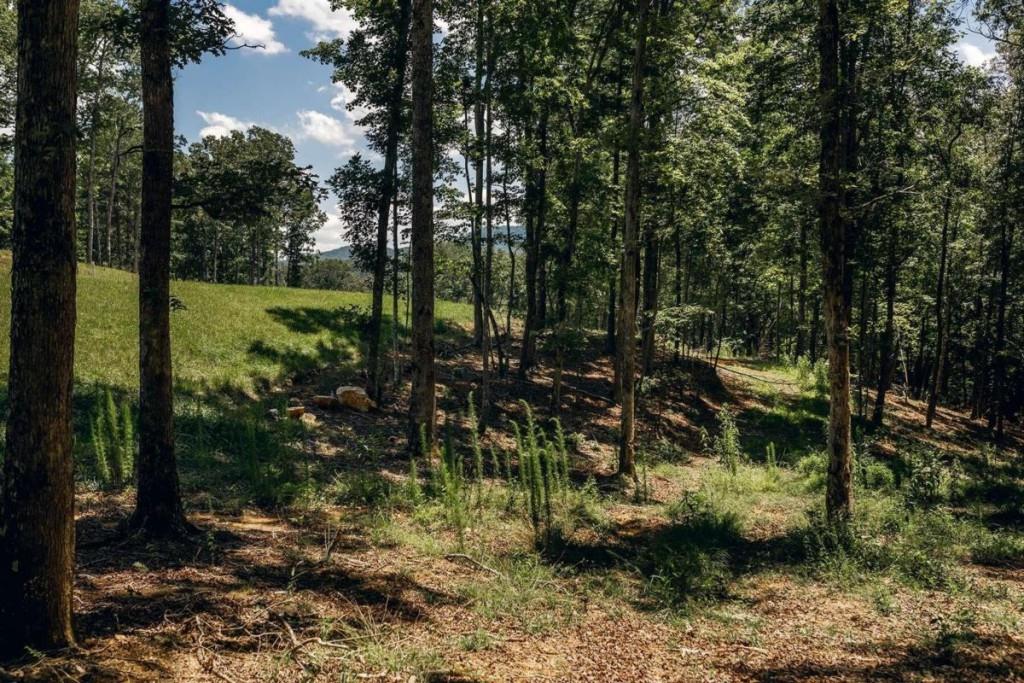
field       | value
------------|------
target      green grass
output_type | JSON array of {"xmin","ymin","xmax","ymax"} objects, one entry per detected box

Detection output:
[{"xmin": 0, "ymin": 252, "xmax": 474, "ymax": 395}]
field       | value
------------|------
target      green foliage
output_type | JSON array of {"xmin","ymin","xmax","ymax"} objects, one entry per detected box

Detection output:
[
  {"xmin": 644, "ymin": 493, "xmax": 743, "ymax": 607},
  {"xmin": 510, "ymin": 402, "xmax": 572, "ymax": 547},
  {"xmin": 89, "ymin": 389, "xmax": 134, "ymax": 489},
  {"xmin": 701, "ymin": 404, "xmax": 743, "ymax": 475},
  {"xmin": 902, "ymin": 447, "xmax": 962, "ymax": 509},
  {"xmin": 970, "ymin": 532, "xmax": 1024, "ymax": 568}
]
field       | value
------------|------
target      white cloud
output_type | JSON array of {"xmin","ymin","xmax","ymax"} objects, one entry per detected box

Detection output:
[
  {"xmin": 296, "ymin": 110, "xmax": 356, "ymax": 150},
  {"xmin": 269, "ymin": 0, "xmax": 357, "ymax": 40},
  {"xmin": 956, "ymin": 42, "xmax": 995, "ymax": 68},
  {"xmin": 314, "ymin": 211, "xmax": 346, "ymax": 251},
  {"xmin": 329, "ymin": 83, "xmax": 371, "ymax": 127},
  {"xmin": 223, "ymin": 4, "xmax": 287, "ymax": 55},
  {"xmin": 196, "ymin": 110, "xmax": 255, "ymax": 138}
]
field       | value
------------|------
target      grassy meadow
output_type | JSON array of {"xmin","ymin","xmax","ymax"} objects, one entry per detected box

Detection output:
[{"xmin": 0, "ymin": 251, "xmax": 473, "ymax": 395}]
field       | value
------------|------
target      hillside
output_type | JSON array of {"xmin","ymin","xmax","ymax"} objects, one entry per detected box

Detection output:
[
  {"xmin": 2, "ymin": 258, "xmax": 1019, "ymax": 681},
  {"xmin": 0, "ymin": 252, "xmax": 473, "ymax": 395}
]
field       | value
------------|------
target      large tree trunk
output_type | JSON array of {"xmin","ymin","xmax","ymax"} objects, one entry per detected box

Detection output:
[
  {"xmin": 617, "ymin": 0, "xmax": 650, "ymax": 480},
  {"xmin": 0, "ymin": 0, "xmax": 80, "ymax": 656},
  {"xmin": 817, "ymin": 0, "xmax": 854, "ymax": 524},
  {"xmin": 367, "ymin": 0, "xmax": 412, "ymax": 404},
  {"xmin": 132, "ymin": 0, "xmax": 189, "ymax": 537},
  {"xmin": 408, "ymin": 0, "xmax": 435, "ymax": 454}
]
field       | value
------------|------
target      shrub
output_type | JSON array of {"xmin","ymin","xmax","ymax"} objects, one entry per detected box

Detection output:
[
  {"xmin": 903, "ymin": 447, "xmax": 959, "ymax": 508},
  {"xmin": 863, "ymin": 462, "xmax": 896, "ymax": 491},
  {"xmin": 970, "ymin": 532, "xmax": 1024, "ymax": 568},
  {"xmin": 644, "ymin": 493, "xmax": 742, "ymax": 607},
  {"xmin": 702, "ymin": 404, "xmax": 743, "ymax": 475}
]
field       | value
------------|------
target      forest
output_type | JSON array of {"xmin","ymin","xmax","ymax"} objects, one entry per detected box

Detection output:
[{"xmin": 0, "ymin": 0, "xmax": 1023, "ymax": 680}]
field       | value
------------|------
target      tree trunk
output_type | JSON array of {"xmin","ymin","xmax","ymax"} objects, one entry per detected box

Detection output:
[
  {"xmin": 367, "ymin": 0, "xmax": 412, "ymax": 404},
  {"xmin": 871, "ymin": 223, "xmax": 897, "ymax": 426},
  {"xmin": 617, "ymin": 0, "xmax": 650, "ymax": 480},
  {"xmin": 105, "ymin": 118, "xmax": 125, "ymax": 267},
  {"xmin": 408, "ymin": 0, "xmax": 435, "ymax": 454},
  {"xmin": 796, "ymin": 217, "xmax": 810, "ymax": 359},
  {"xmin": 640, "ymin": 207, "xmax": 659, "ymax": 379},
  {"xmin": 85, "ymin": 42, "xmax": 107, "ymax": 265},
  {"xmin": 926, "ymin": 186, "xmax": 953, "ymax": 427},
  {"xmin": 0, "ymin": 0, "xmax": 80, "ymax": 655},
  {"xmin": 817, "ymin": 0, "xmax": 854, "ymax": 524},
  {"xmin": 132, "ymin": 0, "xmax": 189, "ymax": 537}
]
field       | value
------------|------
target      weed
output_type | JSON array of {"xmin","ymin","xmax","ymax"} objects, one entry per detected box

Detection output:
[{"xmin": 89, "ymin": 389, "xmax": 135, "ymax": 489}]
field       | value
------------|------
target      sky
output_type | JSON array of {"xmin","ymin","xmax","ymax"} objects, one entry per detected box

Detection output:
[{"xmin": 174, "ymin": 0, "xmax": 999, "ymax": 253}]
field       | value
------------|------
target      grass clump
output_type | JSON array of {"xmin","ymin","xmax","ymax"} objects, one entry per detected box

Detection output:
[
  {"xmin": 642, "ymin": 492, "xmax": 744, "ymax": 608},
  {"xmin": 456, "ymin": 553, "xmax": 574, "ymax": 634}
]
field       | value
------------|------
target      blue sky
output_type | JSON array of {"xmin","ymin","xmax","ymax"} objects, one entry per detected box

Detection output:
[{"xmin": 174, "ymin": 0, "xmax": 998, "ymax": 252}]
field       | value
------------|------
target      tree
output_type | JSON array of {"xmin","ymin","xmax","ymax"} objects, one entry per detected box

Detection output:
[
  {"xmin": 131, "ymin": 0, "xmax": 233, "ymax": 537},
  {"xmin": 817, "ymin": 0, "xmax": 857, "ymax": 523},
  {"xmin": 617, "ymin": 0, "xmax": 651, "ymax": 480},
  {"xmin": 408, "ymin": 0, "xmax": 435, "ymax": 453},
  {"xmin": 0, "ymin": 0, "xmax": 80, "ymax": 655},
  {"xmin": 306, "ymin": 0, "xmax": 413, "ymax": 404}
]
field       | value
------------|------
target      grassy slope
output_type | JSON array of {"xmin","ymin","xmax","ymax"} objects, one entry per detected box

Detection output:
[{"xmin": 0, "ymin": 252, "xmax": 472, "ymax": 394}]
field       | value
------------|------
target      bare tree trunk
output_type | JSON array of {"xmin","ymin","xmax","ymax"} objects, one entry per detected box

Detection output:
[
  {"xmin": 818, "ymin": 0, "xmax": 854, "ymax": 524},
  {"xmin": 926, "ymin": 187, "xmax": 953, "ymax": 427},
  {"xmin": 392, "ymin": 179, "xmax": 401, "ymax": 388},
  {"xmin": 0, "ymin": 0, "xmax": 80, "ymax": 655},
  {"xmin": 408, "ymin": 0, "xmax": 436, "ymax": 454},
  {"xmin": 640, "ymin": 207, "xmax": 659, "ymax": 379},
  {"xmin": 796, "ymin": 217, "xmax": 810, "ymax": 359},
  {"xmin": 105, "ymin": 118, "xmax": 126, "ymax": 267},
  {"xmin": 85, "ymin": 42, "xmax": 107, "ymax": 265},
  {"xmin": 617, "ymin": 0, "xmax": 650, "ymax": 480},
  {"xmin": 132, "ymin": 0, "xmax": 189, "ymax": 537},
  {"xmin": 367, "ymin": 0, "xmax": 412, "ymax": 404}
]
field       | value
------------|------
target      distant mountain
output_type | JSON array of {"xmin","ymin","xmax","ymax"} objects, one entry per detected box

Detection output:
[{"xmin": 318, "ymin": 246, "xmax": 354, "ymax": 261}]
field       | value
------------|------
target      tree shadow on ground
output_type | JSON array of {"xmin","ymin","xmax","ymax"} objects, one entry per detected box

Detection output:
[{"xmin": 735, "ymin": 631, "xmax": 1024, "ymax": 682}]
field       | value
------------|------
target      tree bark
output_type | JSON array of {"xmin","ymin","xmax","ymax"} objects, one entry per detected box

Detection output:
[
  {"xmin": 132, "ymin": 0, "xmax": 189, "ymax": 537},
  {"xmin": 0, "ymin": 0, "xmax": 80, "ymax": 656},
  {"xmin": 817, "ymin": 0, "xmax": 854, "ymax": 524},
  {"xmin": 617, "ymin": 0, "xmax": 650, "ymax": 479},
  {"xmin": 408, "ymin": 0, "xmax": 435, "ymax": 454}
]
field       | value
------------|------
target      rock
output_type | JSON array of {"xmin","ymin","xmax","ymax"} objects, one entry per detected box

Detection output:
[
  {"xmin": 288, "ymin": 397, "xmax": 302, "ymax": 407},
  {"xmin": 336, "ymin": 386, "xmax": 377, "ymax": 412},
  {"xmin": 300, "ymin": 413, "xmax": 318, "ymax": 427},
  {"xmin": 313, "ymin": 394, "xmax": 341, "ymax": 409},
  {"xmin": 267, "ymin": 408, "xmax": 281, "ymax": 421},
  {"xmin": 286, "ymin": 406, "xmax": 305, "ymax": 419}
]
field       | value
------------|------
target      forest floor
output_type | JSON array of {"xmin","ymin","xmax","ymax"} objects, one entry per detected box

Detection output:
[{"xmin": 1, "ymin": 266, "xmax": 1023, "ymax": 682}]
